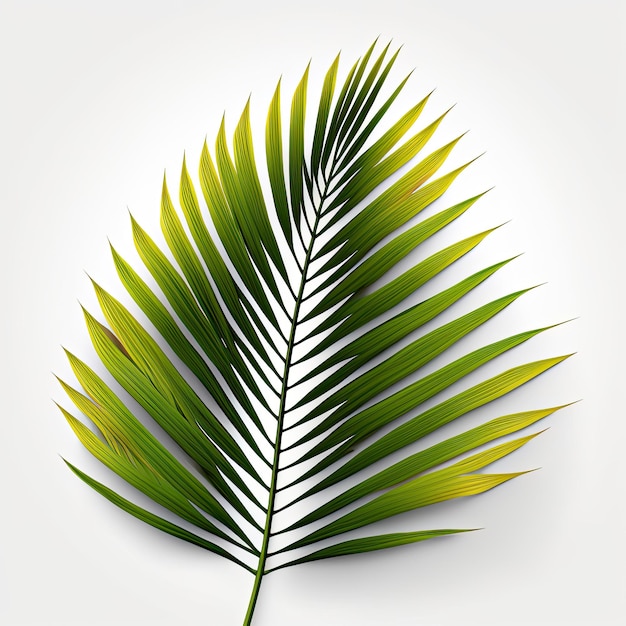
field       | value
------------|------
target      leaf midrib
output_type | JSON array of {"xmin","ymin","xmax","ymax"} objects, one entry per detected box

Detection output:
[{"xmin": 243, "ymin": 170, "xmax": 332, "ymax": 625}]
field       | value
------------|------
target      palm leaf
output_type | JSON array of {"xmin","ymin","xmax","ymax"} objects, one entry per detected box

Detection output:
[{"xmin": 57, "ymin": 41, "xmax": 572, "ymax": 625}]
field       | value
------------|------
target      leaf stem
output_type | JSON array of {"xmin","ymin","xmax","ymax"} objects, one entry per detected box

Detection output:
[
  {"xmin": 242, "ymin": 211, "xmax": 326, "ymax": 626},
  {"xmin": 243, "ymin": 162, "xmax": 336, "ymax": 624}
]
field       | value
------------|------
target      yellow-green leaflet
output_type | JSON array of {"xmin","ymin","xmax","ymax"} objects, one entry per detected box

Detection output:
[{"xmin": 56, "ymin": 41, "xmax": 573, "ymax": 626}]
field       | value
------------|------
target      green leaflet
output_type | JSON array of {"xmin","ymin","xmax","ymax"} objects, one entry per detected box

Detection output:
[
  {"xmin": 269, "ymin": 529, "xmax": 472, "ymax": 571},
  {"xmin": 81, "ymin": 308, "xmax": 269, "ymax": 522},
  {"xmin": 65, "ymin": 461, "xmax": 255, "ymax": 573},
  {"xmin": 289, "ymin": 64, "xmax": 310, "ymax": 237},
  {"xmin": 178, "ymin": 158, "xmax": 282, "ymax": 370},
  {"xmin": 215, "ymin": 116, "xmax": 290, "ymax": 309},
  {"xmin": 287, "ymin": 351, "xmax": 569, "ymax": 488},
  {"xmin": 303, "ymin": 192, "xmax": 486, "ymax": 321},
  {"xmin": 331, "ymin": 89, "xmax": 430, "ymax": 186},
  {"xmin": 298, "ymin": 257, "xmax": 514, "ymax": 378},
  {"xmin": 292, "ymin": 288, "xmax": 533, "ymax": 422},
  {"xmin": 130, "ymin": 214, "xmax": 274, "ymax": 412},
  {"xmin": 110, "ymin": 244, "xmax": 275, "ymax": 437},
  {"xmin": 311, "ymin": 54, "xmax": 340, "ymax": 179},
  {"xmin": 282, "ymin": 434, "xmax": 536, "ymax": 552},
  {"xmin": 281, "ymin": 407, "xmax": 564, "ymax": 530},
  {"xmin": 89, "ymin": 283, "xmax": 267, "ymax": 481},
  {"xmin": 57, "ymin": 41, "xmax": 572, "ymax": 626},
  {"xmin": 199, "ymin": 139, "xmax": 285, "ymax": 331},
  {"xmin": 319, "ymin": 40, "xmax": 378, "ymax": 175},
  {"xmin": 61, "ymin": 351, "xmax": 256, "ymax": 546},
  {"xmin": 266, "ymin": 79, "xmax": 293, "ymax": 251},
  {"xmin": 314, "ymin": 137, "xmax": 468, "ymax": 265},
  {"xmin": 305, "ymin": 224, "xmax": 497, "ymax": 339},
  {"xmin": 325, "ymin": 99, "xmax": 446, "ymax": 219},
  {"xmin": 333, "ymin": 42, "xmax": 395, "ymax": 156},
  {"xmin": 61, "ymin": 406, "xmax": 246, "ymax": 547}
]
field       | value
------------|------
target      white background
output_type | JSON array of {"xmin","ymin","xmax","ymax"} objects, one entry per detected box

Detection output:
[{"xmin": 1, "ymin": 1, "xmax": 624, "ymax": 624}]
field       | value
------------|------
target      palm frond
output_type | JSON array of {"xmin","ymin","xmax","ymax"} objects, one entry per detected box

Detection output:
[{"xmin": 57, "ymin": 41, "xmax": 572, "ymax": 625}]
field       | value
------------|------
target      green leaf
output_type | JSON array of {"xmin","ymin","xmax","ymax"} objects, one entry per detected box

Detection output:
[{"xmin": 57, "ymin": 41, "xmax": 573, "ymax": 625}]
